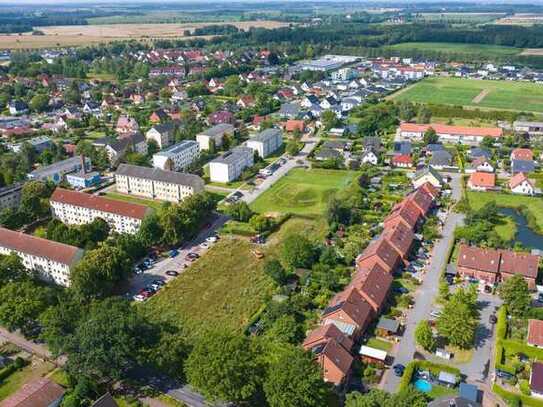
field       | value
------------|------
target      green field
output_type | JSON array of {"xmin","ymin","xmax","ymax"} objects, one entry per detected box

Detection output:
[
  {"xmin": 393, "ymin": 77, "xmax": 543, "ymax": 113},
  {"xmin": 386, "ymin": 42, "xmax": 522, "ymax": 57},
  {"xmin": 105, "ymin": 191, "xmax": 163, "ymax": 210},
  {"xmin": 250, "ymin": 168, "xmax": 358, "ymax": 216}
]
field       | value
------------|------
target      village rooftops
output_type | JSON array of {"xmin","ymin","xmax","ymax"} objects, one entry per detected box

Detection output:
[
  {"xmin": 116, "ymin": 164, "xmax": 204, "ymax": 189},
  {"xmin": 0, "ymin": 227, "xmax": 84, "ymax": 267},
  {"xmin": 400, "ymin": 122, "xmax": 503, "ymax": 138},
  {"xmin": 457, "ymin": 244, "xmax": 501, "ymax": 274},
  {"xmin": 51, "ymin": 188, "xmax": 151, "ymax": 220}
]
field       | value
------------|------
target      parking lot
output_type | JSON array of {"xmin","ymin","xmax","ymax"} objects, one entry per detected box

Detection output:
[{"xmin": 124, "ymin": 214, "xmax": 228, "ymax": 301}]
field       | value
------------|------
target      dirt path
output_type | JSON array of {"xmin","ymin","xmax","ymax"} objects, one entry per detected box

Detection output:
[{"xmin": 472, "ymin": 88, "xmax": 491, "ymax": 104}]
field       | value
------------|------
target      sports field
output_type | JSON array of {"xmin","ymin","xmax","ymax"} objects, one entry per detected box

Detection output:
[
  {"xmin": 386, "ymin": 42, "xmax": 522, "ymax": 58},
  {"xmin": 250, "ymin": 168, "xmax": 358, "ymax": 216},
  {"xmin": 392, "ymin": 77, "xmax": 543, "ymax": 113}
]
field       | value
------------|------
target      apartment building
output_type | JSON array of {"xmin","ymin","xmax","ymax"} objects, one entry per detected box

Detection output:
[
  {"xmin": 0, "ymin": 226, "xmax": 84, "ymax": 287},
  {"xmin": 246, "ymin": 128, "xmax": 283, "ymax": 158},
  {"xmin": 209, "ymin": 147, "xmax": 254, "ymax": 183},
  {"xmin": 115, "ymin": 164, "xmax": 204, "ymax": 203},
  {"xmin": 196, "ymin": 123, "xmax": 235, "ymax": 151},
  {"xmin": 28, "ymin": 156, "xmax": 92, "ymax": 184},
  {"xmin": 145, "ymin": 123, "xmax": 175, "ymax": 149},
  {"xmin": 0, "ymin": 183, "xmax": 23, "ymax": 211},
  {"xmin": 152, "ymin": 140, "xmax": 200, "ymax": 172},
  {"xmin": 514, "ymin": 121, "xmax": 543, "ymax": 137},
  {"xmin": 50, "ymin": 188, "xmax": 151, "ymax": 234},
  {"xmin": 398, "ymin": 123, "xmax": 503, "ymax": 145}
]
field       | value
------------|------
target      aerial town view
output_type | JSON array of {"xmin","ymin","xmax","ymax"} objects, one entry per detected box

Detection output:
[{"xmin": 0, "ymin": 0, "xmax": 543, "ymax": 406}]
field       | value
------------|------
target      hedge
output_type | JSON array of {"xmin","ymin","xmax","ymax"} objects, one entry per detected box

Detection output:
[
  {"xmin": 0, "ymin": 365, "xmax": 17, "ymax": 381},
  {"xmin": 495, "ymin": 306, "xmax": 517, "ymax": 374},
  {"xmin": 399, "ymin": 360, "xmax": 461, "ymax": 392},
  {"xmin": 493, "ymin": 383, "xmax": 543, "ymax": 407}
]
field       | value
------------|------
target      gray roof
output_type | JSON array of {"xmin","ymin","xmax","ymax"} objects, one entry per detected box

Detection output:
[
  {"xmin": 512, "ymin": 159, "xmax": 535, "ymax": 173},
  {"xmin": 154, "ymin": 140, "xmax": 198, "ymax": 158},
  {"xmin": 211, "ymin": 146, "xmax": 253, "ymax": 165},
  {"xmin": 315, "ymin": 148, "xmax": 342, "ymax": 160},
  {"xmin": 116, "ymin": 164, "xmax": 204, "ymax": 189},
  {"xmin": 29, "ymin": 156, "xmax": 90, "ymax": 180},
  {"xmin": 149, "ymin": 122, "xmax": 175, "ymax": 134},
  {"xmin": 515, "ymin": 120, "xmax": 543, "ymax": 127},
  {"xmin": 414, "ymin": 166, "xmax": 444, "ymax": 183},
  {"xmin": 438, "ymin": 371, "xmax": 457, "ymax": 385},
  {"xmin": 376, "ymin": 317, "xmax": 399, "ymax": 332},
  {"xmin": 251, "ymin": 128, "xmax": 282, "ymax": 143},
  {"xmin": 201, "ymin": 123, "xmax": 235, "ymax": 137},
  {"xmin": 279, "ymin": 103, "xmax": 300, "ymax": 116},
  {"xmin": 430, "ymin": 150, "xmax": 452, "ymax": 166}
]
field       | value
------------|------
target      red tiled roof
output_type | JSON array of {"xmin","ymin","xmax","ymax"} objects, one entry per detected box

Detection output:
[
  {"xmin": 51, "ymin": 188, "xmax": 149, "ymax": 220},
  {"xmin": 499, "ymin": 250, "xmax": 539, "ymax": 279},
  {"xmin": 0, "ymin": 227, "xmax": 82, "ymax": 266},
  {"xmin": 285, "ymin": 120, "xmax": 305, "ymax": 133},
  {"xmin": 528, "ymin": 320, "xmax": 543, "ymax": 347},
  {"xmin": 457, "ymin": 244, "xmax": 500, "ymax": 274},
  {"xmin": 0, "ymin": 378, "xmax": 65, "ymax": 407},
  {"xmin": 325, "ymin": 288, "xmax": 373, "ymax": 329},
  {"xmin": 400, "ymin": 122, "xmax": 502, "ymax": 138},
  {"xmin": 384, "ymin": 199, "xmax": 420, "ymax": 230},
  {"xmin": 303, "ymin": 323, "xmax": 353, "ymax": 352},
  {"xmin": 509, "ymin": 172, "xmax": 532, "ymax": 189},
  {"xmin": 320, "ymin": 338, "xmax": 353, "ymax": 382},
  {"xmin": 406, "ymin": 189, "xmax": 433, "ymax": 216},
  {"xmin": 468, "ymin": 172, "xmax": 496, "ymax": 188},
  {"xmin": 418, "ymin": 182, "xmax": 439, "ymax": 199},
  {"xmin": 532, "ymin": 362, "xmax": 543, "ymax": 393},
  {"xmin": 391, "ymin": 154, "xmax": 412, "ymax": 165},
  {"xmin": 352, "ymin": 264, "xmax": 393, "ymax": 312},
  {"xmin": 511, "ymin": 148, "xmax": 533, "ymax": 161},
  {"xmin": 381, "ymin": 222, "xmax": 415, "ymax": 259},
  {"xmin": 357, "ymin": 238, "xmax": 401, "ymax": 272}
]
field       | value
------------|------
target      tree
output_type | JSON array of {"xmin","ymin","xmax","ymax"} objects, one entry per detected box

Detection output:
[
  {"xmin": 436, "ymin": 287, "xmax": 479, "ymax": 349},
  {"xmin": 0, "ymin": 254, "xmax": 26, "ymax": 284},
  {"xmin": 322, "ymin": 110, "xmax": 340, "ymax": 130},
  {"xmin": 263, "ymin": 345, "xmax": 331, "ymax": 407},
  {"xmin": 346, "ymin": 387, "xmax": 427, "ymax": 407},
  {"xmin": 138, "ymin": 212, "xmax": 163, "ymax": 246},
  {"xmin": 263, "ymin": 259, "xmax": 288, "ymax": 285},
  {"xmin": 398, "ymin": 100, "xmax": 416, "ymax": 121},
  {"xmin": 65, "ymin": 298, "xmax": 154, "ymax": 381},
  {"xmin": 71, "ymin": 245, "xmax": 131, "ymax": 300},
  {"xmin": 265, "ymin": 315, "xmax": 303, "ymax": 344},
  {"xmin": 144, "ymin": 329, "xmax": 189, "ymax": 380},
  {"xmin": 225, "ymin": 202, "xmax": 253, "ymax": 222},
  {"xmin": 423, "ymin": 127, "xmax": 438, "ymax": 145},
  {"xmin": 499, "ymin": 275, "xmax": 531, "ymax": 318},
  {"xmin": 249, "ymin": 214, "xmax": 274, "ymax": 233},
  {"xmin": 417, "ymin": 105, "xmax": 432, "ymax": 123},
  {"xmin": 147, "ymin": 139, "xmax": 159, "ymax": 157},
  {"xmin": 415, "ymin": 320, "xmax": 436, "ymax": 352},
  {"xmin": 185, "ymin": 330, "xmax": 261, "ymax": 402},
  {"xmin": 29, "ymin": 94, "xmax": 49, "ymax": 112},
  {"xmin": 281, "ymin": 233, "xmax": 316, "ymax": 269},
  {"xmin": 286, "ymin": 140, "xmax": 301, "ymax": 156},
  {"xmin": 20, "ymin": 180, "xmax": 53, "ymax": 219}
]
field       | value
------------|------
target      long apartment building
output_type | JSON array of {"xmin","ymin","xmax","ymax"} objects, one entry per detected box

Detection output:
[
  {"xmin": 152, "ymin": 140, "xmax": 200, "ymax": 172},
  {"xmin": 0, "ymin": 183, "xmax": 23, "ymax": 211},
  {"xmin": 196, "ymin": 123, "xmax": 235, "ymax": 151},
  {"xmin": 246, "ymin": 128, "xmax": 283, "ymax": 158},
  {"xmin": 115, "ymin": 164, "xmax": 205, "ymax": 203},
  {"xmin": 50, "ymin": 188, "xmax": 152, "ymax": 235},
  {"xmin": 209, "ymin": 146, "xmax": 254, "ymax": 183},
  {"xmin": 0, "ymin": 226, "xmax": 84, "ymax": 287},
  {"xmin": 398, "ymin": 123, "xmax": 503, "ymax": 145}
]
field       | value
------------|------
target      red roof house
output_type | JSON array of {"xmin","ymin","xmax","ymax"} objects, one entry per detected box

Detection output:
[
  {"xmin": 381, "ymin": 222, "xmax": 415, "ymax": 261},
  {"xmin": 528, "ymin": 319, "xmax": 543, "ymax": 348},
  {"xmin": 356, "ymin": 238, "xmax": 401, "ymax": 274},
  {"xmin": 351, "ymin": 263, "xmax": 393, "ymax": 313},
  {"xmin": 511, "ymin": 148, "xmax": 533, "ymax": 161},
  {"xmin": 0, "ymin": 378, "xmax": 65, "ymax": 407},
  {"xmin": 303, "ymin": 323, "xmax": 353, "ymax": 352},
  {"xmin": 314, "ymin": 338, "xmax": 354, "ymax": 386},
  {"xmin": 285, "ymin": 119, "xmax": 305, "ymax": 133},
  {"xmin": 457, "ymin": 244, "xmax": 500, "ymax": 285},
  {"xmin": 499, "ymin": 249, "xmax": 539, "ymax": 289},
  {"xmin": 467, "ymin": 172, "xmax": 496, "ymax": 191},
  {"xmin": 391, "ymin": 154, "xmax": 412, "ymax": 168}
]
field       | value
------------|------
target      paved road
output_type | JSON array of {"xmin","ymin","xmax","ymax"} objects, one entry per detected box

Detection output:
[{"xmin": 382, "ymin": 174, "xmax": 465, "ymax": 392}]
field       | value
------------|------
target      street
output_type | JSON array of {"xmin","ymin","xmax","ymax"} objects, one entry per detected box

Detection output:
[{"xmin": 382, "ymin": 173, "xmax": 465, "ymax": 392}]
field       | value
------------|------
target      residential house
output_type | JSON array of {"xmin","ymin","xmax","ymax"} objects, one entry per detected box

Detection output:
[
  {"xmin": 50, "ymin": 188, "xmax": 151, "ymax": 235},
  {"xmin": 361, "ymin": 150, "xmax": 378, "ymax": 165},
  {"xmin": 321, "ymin": 288, "xmax": 373, "ymax": 339},
  {"xmin": 152, "ymin": 140, "xmax": 200, "ymax": 172},
  {"xmin": 512, "ymin": 159, "xmax": 535, "ymax": 174},
  {"xmin": 149, "ymin": 109, "xmax": 169, "ymax": 124},
  {"xmin": 311, "ymin": 337, "xmax": 353, "ymax": 386},
  {"xmin": 116, "ymin": 115, "xmax": 139, "ymax": 135},
  {"xmin": 469, "ymin": 147, "xmax": 492, "ymax": 161},
  {"xmin": 278, "ymin": 103, "xmax": 300, "ymax": 119},
  {"xmin": 351, "ymin": 263, "xmax": 393, "ymax": 313},
  {"xmin": 196, "ymin": 123, "xmax": 235, "ymax": 151},
  {"xmin": 499, "ymin": 250, "xmax": 539, "ymax": 290},
  {"xmin": 66, "ymin": 171, "xmax": 101, "ymax": 189},
  {"xmin": 208, "ymin": 110, "xmax": 234, "ymax": 126},
  {"xmin": 412, "ymin": 167, "xmax": 444, "ymax": 189},
  {"xmin": 531, "ymin": 362, "xmax": 543, "ymax": 398},
  {"xmin": 514, "ymin": 121, "xmax": 543, "ymax": 137},
  {"xmin": 383, "ymin": 199, "xmax": 421, "ymax": 231},
  {"xmin": 528, "ymin": 319, "xmax": 543, "ymax": 348},
  {"xmin": 467, "ymin": 172, "xmax": 496, "ymax": 191},
  {"xmin": 391, "ymin": 154, "xmax": 412, "ymax": 168},
  {"xmin": 510, "ymin": 173, "xmax": 535, "ymax": 195},
  {"xmin": 237, "ymin": 95, "xmax": 255, "ymax": 109},
  {"xmin": 393, "ymin": 141, "xmax": 412, "ymax": 156},
  {"xmin": 381, "ymin": 222, "xmax": 415, "ymax": 261},
  {"xmin": 115, "ymin": 164, "xmax": 205, "ymax": 203},
  {"xmin": 285, "ymin": 120, "xmax": 305, "ymax": 133},
  {"xmin": 429, "ymin": 150, "xmax": 453, "ymax": 170},
  {"xmin": 8, "ymin": 100, "xmax": 28, "ymax": 115},
  {"xmin": 209, "ymin": 147, "xmax": 254, "ymax": 183},
  {"xmin": 315, "ymin": 148, "xmax": 342, "ymax": 161},
  {"xmin": 356, "ymin": 238, "xmax": 401, "ymax": 274},
  {"xmin": 0, "ymin": 378, "xmax": 65, "ymax": 407},
  {"xmin": 511, "ymin": 148, "xmax": 534, "ymax": 161},
  {"xmin": 246, "ymin": 128, "xmax": 283, "ymax": 158},
  {"xmin": 467, "ymin": 156, "xmax": 494, "ymax": 173},
  {"xmin": 398, "ymin": 123, "xmax": 502, "ymax": 145},
  {"xmin": 0, "ymin": 183, "xmax": 23, "ymax": 212},
  {"xmin": 146, "ymin": 123, "xmax": 175, "ymax": 149}
]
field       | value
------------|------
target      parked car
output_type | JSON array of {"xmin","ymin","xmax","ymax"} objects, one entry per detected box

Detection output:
[
  {"xmin": 489, "ymin": 314, "xmax": 497, "ymax": 324},
  {"xmin": 165, "ymin": 270, "xmax": 179, "ymax": 277},
  {"xmin": 206, "ymin": 235, "xmax": 218, "ymax": 243},
  {"xmin": 430, "ymin": 309, "xmax": 442, "ymax": 318},
  {"xmin": 496, "ymin": 370, "xmax": 514, "ymax": 380},
  {"xmin": 393, "ymin": 364, "xmax": 405, "ymax": 377},
  {"xmin": 393, "ymin": 286, "xmax": 409, "ymax": 294},
  {"xmin": 185, "ymin": 253, "xmax": 199, "ymax": 261},
  {"xmin": 133, "ymin": 295, "xmax": 145, "ymax": 302},
  {"xmin": 200, "ymin": 242, "xmax": 210, "ymax": 249}
]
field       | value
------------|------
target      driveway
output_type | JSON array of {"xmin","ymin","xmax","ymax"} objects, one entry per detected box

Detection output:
[
  {"xmin": 382, "ymin": 174, "xmax": 465, "ymax": 392},
  {"xmin": 124, "ymin": 214, "xmax": 228, "ymax": 297}
]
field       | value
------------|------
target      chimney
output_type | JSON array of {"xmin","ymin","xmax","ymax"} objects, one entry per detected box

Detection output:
[{"xmin": 80, "ymin": 154, "xmax": 86, "ymax": 175}]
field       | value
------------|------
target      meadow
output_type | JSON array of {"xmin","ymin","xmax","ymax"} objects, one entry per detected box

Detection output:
[
  {"xmin": 0, "ymin": 21, "xmax": 287, "ymax": 49},
  {"xmin": 250, "ymin": 168, "xmax": 358, "ymax": 216},
  {"xmin": 385, "ymin": 42, "xmax": 522, "ymax": 58},
  {"xmin": 392, "ymin": 77, "xmax": 543, "ymax": 113}
]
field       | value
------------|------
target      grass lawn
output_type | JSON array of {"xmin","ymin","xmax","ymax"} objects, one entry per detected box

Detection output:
[
  {"xmin": 428, "ymin": 384, "xmax": 458, "ymax": 400},
  {"xmin": 0, "ymin": 360, "xmax": 55, "ymax": 401},
  {"xmin": 385, "ymin": 42, "xmax": 522, "ymax": 57},
  {"xmin": 105, "ymin": 192, "xmax": 163, "ymax": 211},
  {"xmin": 466, "ymin": 191, "xmax": 543, "ymax": 232},
  {"xmin": 392, "ymin": 77, "xmax": 543, "ymax": 113},
  {"xmin": 250, "ymin": 168, "xmax": 358, "ymax": 216},
  {"xmin": 366, "ymin": 337, "xmax": 393, "ymax": 352},
  {"xmin": 446, "ymin": 346, "xmax": 473, "ymax": 364},
  {"xmin": 47, "ymin": 368, "xmax": 70, "ymax": 387},
  {"xmin": 143, "ymin": 236, "xmax": 275, "ymax": 339}
]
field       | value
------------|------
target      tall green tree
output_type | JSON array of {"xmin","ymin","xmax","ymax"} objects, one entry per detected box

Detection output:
[
  {"xmin": 415, "ymin": 320, "xmax": 436, "ymax": 352},
  {"xmin": 436, "ymin": 287, "xmax": 479, "ymax": 349},
  {"xmin": 499, "ymin": 275, "xmax": 531, "ymax": 318},
  {"xmin": 281, "ymin": 233, "xmax": 316, "ymax": 269}
]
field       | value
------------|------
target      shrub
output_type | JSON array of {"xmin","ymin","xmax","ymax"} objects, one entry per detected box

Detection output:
[{"xmin": 520, "ymin": 379, "xmax": 531, "ymax": 396}]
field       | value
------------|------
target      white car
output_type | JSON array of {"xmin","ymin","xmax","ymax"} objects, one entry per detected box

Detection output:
[
  {"xmin": 200, "ymin": 242, "xmax": 210, "ymax": 249},
  {"xmin": 133, "ymin": 294, "xmax": 145, "ymax": 302},
  {"xmin": 206, "ymin": 236, "xmax": 218, "ymax": 243}
]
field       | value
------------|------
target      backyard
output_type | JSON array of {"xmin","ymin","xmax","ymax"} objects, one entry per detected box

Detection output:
[
  {"xmin": 250, "ymin": 168, "xmax": 358, "ymax": 216},
  {"xmin": 105, "ymin": 191, "xmax": 164, "ymax": 211},
  {"xmin": 392, "ymin": 77, "xmax": 543, "ymax": 113}
]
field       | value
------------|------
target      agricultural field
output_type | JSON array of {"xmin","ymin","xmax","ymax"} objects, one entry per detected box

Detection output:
[
  {"xmin": 414, "ymin": 12, "xmax": 505, "ymax": 23},
  {"xmin": 385, "ymin": 42, "xmax": 522, "ymax": 58},
  {"xmin": 0, "ymin": 21, "xmax": 288, "ymax": 49},
  {"xmin": 250, "ymin": 168, "xmax": 358, "ymax": 216},
  {"xmin": 392, "ymin": 77, "xmax": 543, "ymax": 113}
]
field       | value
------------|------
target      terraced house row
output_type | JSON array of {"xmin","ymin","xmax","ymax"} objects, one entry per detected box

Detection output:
[{"xmin": 303, "ymin": 182, "xmax": 439, "ymax": 386}]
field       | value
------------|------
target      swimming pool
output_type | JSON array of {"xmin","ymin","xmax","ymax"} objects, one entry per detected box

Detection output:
[{"xmin": 414, "ymin": 379, "xmax": 432, "ymax": 393}]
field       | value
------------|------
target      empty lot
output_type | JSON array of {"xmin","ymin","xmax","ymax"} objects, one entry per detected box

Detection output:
[{"xmin": 0, "ymin": 21, "xmax": 288, "ymax": 49}]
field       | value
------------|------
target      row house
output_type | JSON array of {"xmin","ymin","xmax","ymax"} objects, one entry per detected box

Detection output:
[{"xmin": 398, "ymin": 122, "xmax": 503, "ymax": 145}]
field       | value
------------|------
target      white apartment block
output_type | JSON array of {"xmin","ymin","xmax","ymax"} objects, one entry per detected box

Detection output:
[
  {"xmin": 0, "ymin": 226, "xmax": 84, "ymax": 287},
  {"xmin": 152, "ymin": 140, "xmax": 200, "ymax": 172},
  {"xmin": 196, "ymin": 123, "xmax": 235, "ymax": 151},
  {"xmin": 145, "ymin": 123, "xmax": 175, "ymax": 149},
  {"xmin": 115, "ymin": 164, "xmax": 205, "ymax": 203},
  {"xmin": 209, "ymin": 147, "xmax": 254, "ymax": 183},
  {"xmin": 50, "ymin": 188, "xmax": 151, "ymax": 235},
  {"xmin": 246, "ymin": 128, "xmax": 283, "ymax": 158}
]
